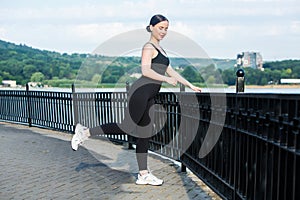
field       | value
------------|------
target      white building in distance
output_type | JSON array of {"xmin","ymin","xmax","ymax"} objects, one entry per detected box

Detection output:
[
  {"xmin": 1, "ymin": 80, "xmax": 17, "ymax": 87},
  {"xmin": 236, "ymin": 52, "xmax": 264, "ymax": 70}
]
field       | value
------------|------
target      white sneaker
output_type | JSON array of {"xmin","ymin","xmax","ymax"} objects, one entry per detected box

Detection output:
[
  {"xmin": 136, "ymin": 172, "xmax": 164, "ymax": 186},
  {"xmin": 71, "ymin": 123, "xmax": 89, "ymax": 151}
]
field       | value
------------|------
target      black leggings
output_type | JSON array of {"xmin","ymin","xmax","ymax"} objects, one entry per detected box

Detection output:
[{"xmin": 89, "ymin": 83, "xmax": 160, "ymax": 171}]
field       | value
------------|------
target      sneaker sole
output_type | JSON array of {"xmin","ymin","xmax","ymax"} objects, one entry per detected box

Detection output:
[
  {"xmin": 135, "ymin": 181, "xmax": 163, "ymax": 186},
  {"xmin": 71, "ymin": 137, "xmax": 79, "ymax": 151}
]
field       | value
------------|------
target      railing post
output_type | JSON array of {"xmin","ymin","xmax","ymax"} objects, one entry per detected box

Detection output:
[
  {"xmin": 294, "ymin": 118, "xmax": 300, "ymax": 152},
  {"xmin": 180, "ymin": 83, "xmax": 185, "ymax": 92},
  {"xmin": 72, "ymin": 83, "xmax": 75, "ymax": 93},
  {"xmin": 181, "ymin": 163, "xmax": 187, "ymax": 172},
  {"xmin": 126, "ymin": 81, "xmax": 130, "ymax": 92},
  {"xmin": 233, "ymin": 92, "xmax": 240, "ymax": 200},
  {"xmin": 72, "ymin": 84, "xmax": 79, "ymax": 133},
  {"xmin": 236, "ymin": 68, "xmax": 245, "ymax": 93},
  {"xmin": 179, "ymin": 83, "xmax": 185, "ymax": 172},
  {"xmin": 26, "ymin": 83, "xmax": 32, "ymax": 127},
  {"xmin": 126, "ymin": 82, "xmax": 135, "ymax": 149}
]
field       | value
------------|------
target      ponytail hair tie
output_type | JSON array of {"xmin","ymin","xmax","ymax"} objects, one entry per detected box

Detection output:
[{"xmin": 146, "ymin": 25, "xmax": 151, "ymax": 32}]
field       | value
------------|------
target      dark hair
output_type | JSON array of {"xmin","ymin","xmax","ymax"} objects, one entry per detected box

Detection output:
[{"xmin": 146, "ymin": 14, "xmax": 168, "ymax": 32}]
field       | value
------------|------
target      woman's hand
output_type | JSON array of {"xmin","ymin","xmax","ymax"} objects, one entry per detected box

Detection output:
[{"xmin": 189, "ymin": 84, "xmax": 202, "ymax": 92}]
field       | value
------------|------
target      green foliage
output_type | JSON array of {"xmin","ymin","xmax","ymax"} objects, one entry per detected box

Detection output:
[
  {"xmin": 1, "ymin": 39, "xmax": 300, "ymax": 87},
  {"xmin": 221, "ymin": 60, "xmax": 300, "ymax": 86},
  {"xmin": 181, "ymin": 66, "xmax": 203, "ymax": 83},
  {"xmin": 91, "ymin": 74, "xmax": 101, "ymax": 84},
  {"xmin": 31, "ymin": 72, "xmax": 45, "ymax": 82},
  {"xmin": 44, "ymin": 78, "xmax": 75, "ymax": 88},
  {"xmin": 221, "ymin": 68, "xmax": 236, "ymax": 85},
  {"xmin": 0, "ymin": 40, "xmax": 83, "ymax": 85},
  {"xmin": 101, "ymin": 65, "xmax": 125, "ymax": 83},
  {"xmin": 198, "ymin": 64, "xmax": 224, "ymax": 84},
  {"xmin": 23, "ymin": 64, "xmax": 37, "ymax": 79}
]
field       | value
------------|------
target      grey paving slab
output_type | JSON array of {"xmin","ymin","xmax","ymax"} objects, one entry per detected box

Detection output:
[{"xmin": 0, "ymin": 122, "xmax": 220, "ymax": 200}]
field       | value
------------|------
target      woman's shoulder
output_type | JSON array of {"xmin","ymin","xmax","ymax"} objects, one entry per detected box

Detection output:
[
  {"xmin": 143, "ymin": 42, "xmax": 156, "ymax": 50},
  {"xmin": 142, "ymin": 42, "xmax": 157, "ymax": 57}
]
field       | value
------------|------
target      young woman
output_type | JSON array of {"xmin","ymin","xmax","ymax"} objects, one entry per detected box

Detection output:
[{"xmin": 71, "ymin": 14, "xmax": 201, "ymax": 186}]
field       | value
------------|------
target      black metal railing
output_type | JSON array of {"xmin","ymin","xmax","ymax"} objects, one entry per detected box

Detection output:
[
  {"xmin": 0, "ymin": 86, "xmax": 299, "ymax": 200},
  {"xmin": 0, "ymin": 90, "xmax": 28, "ymax": 124},
  {"xmin": 179, "ymin": 93, "xmax": 300, "ymax": 200}
]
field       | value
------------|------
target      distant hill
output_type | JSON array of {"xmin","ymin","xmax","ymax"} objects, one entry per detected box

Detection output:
[
  {"xmin": 0, "ymin": 39, "xmax": 234, "ymax": 86},
  {"xmin": 0, "ymin": 39, "xmax": 299, "ymax": 87},
  {"xmin": 170, "ymin": 57, "xmax": 236, "ymax": 70},
  {"xmin": 0, "ymin": 40, "xmax": 84, "ymax": 85}
]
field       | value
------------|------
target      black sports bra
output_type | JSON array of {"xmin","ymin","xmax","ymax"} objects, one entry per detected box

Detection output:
[{"xmin": 148, "ymin": 43, "xmax": 169, "ymax": 75}]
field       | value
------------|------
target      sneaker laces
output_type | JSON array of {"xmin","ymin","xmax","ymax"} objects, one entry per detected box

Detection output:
[{"xmin": 145, "ymin": 169, "xmax": 163, "ymax": 183}]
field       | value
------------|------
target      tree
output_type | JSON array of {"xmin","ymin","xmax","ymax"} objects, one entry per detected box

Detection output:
[
  {"xmin": 206, "ymin": 75, "xmax": 216, "ymax": 84},
  {"xmin": 282, "ymin": 68, "xmax": 292, "ymax": 78},
  {"xmin": 30, "ymin": 72, "xmax": 45, "ymax": 82},
  {"xmin": 200, "ymin": 64, "xmax": 216, "ymax": 79},
  {"xmin": 181, "ymin": 66, "xmax": 203, "ymax": 83},
  {"xmin": 91, "ymin": 74, "xmax": 101, "ymax": 84},
  {"xmin": 2, "ymin": 71, "xmax": 12, "ymax": 80},
  {"xmin": 267, "ymin": 69, "xmax": 281, "ymax": 83},
  {"xmin": 221, "ymin": 68, "xmax": 235, "ymax": 85},
  {"xmin": 23, "ymin": 64, "xmax": 37, "ymax": 79},
  {"xmin": 101, "ymin": 65, "xmax": 125, "ymax": 83}
]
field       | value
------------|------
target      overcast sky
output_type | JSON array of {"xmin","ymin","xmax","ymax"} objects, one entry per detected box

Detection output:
[{"xmin": 0, "ymin": 0, "xmax": 299, "ymax": 60}]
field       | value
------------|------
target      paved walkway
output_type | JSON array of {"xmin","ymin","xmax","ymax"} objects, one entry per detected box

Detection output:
[{"xmin": 0, "ymin": 122, "xmax": 220, "ymax": 200}]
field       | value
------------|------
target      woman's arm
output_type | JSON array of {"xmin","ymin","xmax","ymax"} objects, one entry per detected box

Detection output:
[
  {"xmin": 141, "ymin": 43, "xmax": 177, "ymax": 86},
  {"xmin": 166, "ymin": 66, "xmax": 202, "ymax": 92}
]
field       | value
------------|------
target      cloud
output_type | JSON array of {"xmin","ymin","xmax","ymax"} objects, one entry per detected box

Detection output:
[
  {"xmin": 0, "ymin": 27, "xmax": 6, "ymax": 38},
  {"xmin": 290, "ymin": 21, "xmax": 300, "ymax": 34},
  {"xmin": 0, "ymin": 0, "xmax": 299, "ymax": 59},
  {"xmin": 170, "ymin": 22, "xmax": 196, "ymax": 38},
  {"xmin": 0, "ymin": 1, "xmax": 158, "ymax": 25},
  {"xmin": 70, "ymin": 23, "xmax": 139, "ymax": 41},
  {"xmin": 202, "ymin": 25, "xmax": 239, "ymax": 40}
]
